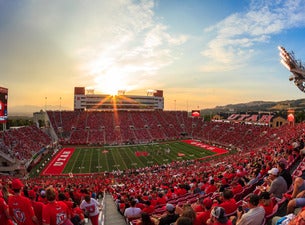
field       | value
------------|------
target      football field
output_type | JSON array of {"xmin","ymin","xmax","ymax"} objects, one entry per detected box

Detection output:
[{"xmin": 41, "ymin": 140, "xmax": 227, "ymax": 175}]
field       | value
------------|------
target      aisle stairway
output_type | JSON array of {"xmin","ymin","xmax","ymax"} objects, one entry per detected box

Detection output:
[{"xmin": 103, "ymin": 193, "xmax": 127, "ymax": 225}]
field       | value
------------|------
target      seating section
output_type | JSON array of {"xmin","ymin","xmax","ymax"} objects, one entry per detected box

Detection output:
[
  {"xmin": 1, "ymin": 111, "xmax": 305, "ymax": 225},
  {"xmin": 46, "ymin": 110, "xmax": 285, "ymax": 151},
  {"xmin": 0, "ymin": 125, "xmax": 52, "ymax": 160},
  {"xmin": 47, "ymin": 111, "xmax": 203, "ymax": 145}
]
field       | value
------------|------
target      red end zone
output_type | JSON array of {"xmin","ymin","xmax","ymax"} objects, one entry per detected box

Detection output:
[
  {"xmin": 182, "ymin": 140, "xmax": 228, "ymax": 155},
  {"xmin": 41, "ymin": 148, "xmax": 74, "ymax": 176}
]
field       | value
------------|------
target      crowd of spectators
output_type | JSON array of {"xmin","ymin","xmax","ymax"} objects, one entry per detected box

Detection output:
[
  {"xmin": 107, "ymin": 122, "xmax": 305, "ymax": 225},
  {"xmin": 0, "ymin": 125, "xmax": 52, "ymax": 161},
  {"xmin": 2, "ymin": 111, "xmax": 305, "ymax": 225},
  {"xmin": 0, "ymin": 176, "xmax": 105, "ymax": 225},
  {"xmin": 47, "ymin": 110, "xmax": 298, "ymax": 153},
  {"xmin": 47, "ymin": 110, "xmax": 196, "ymax": 145}
]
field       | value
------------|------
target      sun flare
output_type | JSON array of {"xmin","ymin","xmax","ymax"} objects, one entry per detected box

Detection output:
[{"xmin": 95, "ymin": 74, "xmax": 127, "ymax": 96}]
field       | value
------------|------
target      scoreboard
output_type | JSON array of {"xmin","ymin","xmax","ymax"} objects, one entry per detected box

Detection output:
[{"xmin": 0, "ymin": 87, "xmax": 8, "ymax": 124}]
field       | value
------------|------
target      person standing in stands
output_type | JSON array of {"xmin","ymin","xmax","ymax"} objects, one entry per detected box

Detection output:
[
  {"xmin": 80, "ymin": 194, "xmax": 100, "ymax": 225},
  {"xmin": 8, "ymin": 179, "xmax": 38, "ymax": 225},
  {"xmin": 42, "ymin": 186, "xmax": 71, "ymax": 225}
]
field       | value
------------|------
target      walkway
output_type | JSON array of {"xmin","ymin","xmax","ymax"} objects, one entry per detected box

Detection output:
[{"xmin": 103, "ymin": 193, "xmax": 127, "ymax": 225}]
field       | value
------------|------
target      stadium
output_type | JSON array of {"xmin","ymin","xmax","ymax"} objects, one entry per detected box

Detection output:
[
  {"xmin": 3, "ymin": 0, "xmax": 305, "ymax": 224},
  {"xmin": 2, "ymin": 68, "xmax": 305, "ymax": 225}
]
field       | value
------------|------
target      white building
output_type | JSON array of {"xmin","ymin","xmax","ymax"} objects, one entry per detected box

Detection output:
[{"xmin": 74, "ymin": 87, "xmax": 164, "ymax": 111}]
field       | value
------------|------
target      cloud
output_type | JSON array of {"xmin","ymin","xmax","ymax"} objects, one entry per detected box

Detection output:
[
  {"xmin": 200, "ymin": 0, "xmax": 305, "ymax": 72},
  {"xmin": 0, "ymin": 0, "xmax": 188, "ymax": 97},
  {"xmin": 69, "ymin": 0, "xmax": 189, "ymax": 92}
]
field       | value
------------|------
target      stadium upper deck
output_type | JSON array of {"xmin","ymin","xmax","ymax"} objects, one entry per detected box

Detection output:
[
  {"xmin": 74, "ymin": 87, "xmax": 164, "ymax": 111},
  {"xmin": 47, "ymin": 110, "xmax": 201, "ymax": 145},
  {"xmin": 46, "ymin": 110, "xmax": 279, "ymax": 151}
]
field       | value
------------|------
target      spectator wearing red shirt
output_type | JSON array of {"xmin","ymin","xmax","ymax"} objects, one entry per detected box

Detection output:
[
  {"xmin": 193, "ymin": 197, "xmax": 213, "ymax": 225},
  {"xmin": 259, "ymin": 165, "xmax": 268, "ymax": 177},
  {"xmin": 71, "ymin": 202, "xmax": 85, "ymax": 225},
  {"xmin": 216, "ymin": 190, "xmax": 237, "ymax": 215},
  {"xmin": 28, "ymin": 190, "xmax": 44, "ymax": 225},
  {"xmin": 200, "ymin": 180, "xmax": 209, "ymax": 193},
  {"xmin": 58, "ymin": 193, "xmax": 73, "ymax": 218},
  {"xmin": 231, "ymin": 179, "xmax": 244, "ymax": 195},
  {"xmin": 258, "ymin": 192, "xmax": 274, "ymax": 216},
  {"xmin": 149, "ymin": 196, "xmax": 157, "ymax": 207},
  {"xmin": 166, "ymin": 188, "xmax": 176, "ymax": 199},
  {"xmin": 156, "ymin": 193, "xmax": 167, "ymax": 205},
  {"xmin": 176, "ymin": 185, "xmax": 187, "ymax": 196},
  {"xmin": 37, "ymin": 190, "xmax": 48, "ymax": 205},
  {"xmin": 142, "ymin": 201, "xmax": 155, "ymax": 214},
  {"xmin": 42, "ymin": 186, "xmax": 71, "ymax": 225},
  {"xmin": 205, "ymin": 180, "xmax": 217, "ymax": 194},
  {"xmin": 0, "ymin": 190, "xmax": 14, "ymax": 225},
  {"xmin": 8, "ymin": 179, "xmax": 38, "ymax": 225},
  {"xmin": 223, "ymin": 167, "xmax": 235, "ymax": 181},
  {"xmin": 72, "ymin": 189, "xmax": 82, "ymax": 205}
]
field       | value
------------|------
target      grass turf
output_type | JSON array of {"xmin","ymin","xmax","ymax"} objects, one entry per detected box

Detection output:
[{"xmin": 61, "ymin": 141, "xmax": 216, "ymax": 174}]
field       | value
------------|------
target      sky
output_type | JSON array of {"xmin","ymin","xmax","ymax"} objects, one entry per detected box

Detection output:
[{"xmin": 1, "ymin": 0, "xmax": 305, "ymax": 114}]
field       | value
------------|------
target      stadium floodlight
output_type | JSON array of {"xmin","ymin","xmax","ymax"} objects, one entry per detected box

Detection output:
[
  {"xmin": 146, "ymin": 89, "xmax": 156, "ymax": 96},
  {"xmin": 279, "ymin": 46, "xmax": 305, "ymax": 93},
  {"xmin": 280, "ymin": 59, "xmax": 291, "ymax": 71},
  {"xmin": 117, "ymin": 90, "xmax": 126, "ymax": 95}
]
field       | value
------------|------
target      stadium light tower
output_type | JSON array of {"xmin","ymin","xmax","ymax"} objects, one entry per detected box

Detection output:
[
  {"xmin": 278, "ymin": 46, "xmax": 305, "ymax": 93},
  {"xmin": 146, "ymin": 89, "xmax": 156, "ymax": 96}
]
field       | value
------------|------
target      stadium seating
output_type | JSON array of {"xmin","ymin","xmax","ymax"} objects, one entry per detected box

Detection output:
[
  {"xmin": 0, "ymin": 125, "xmax": 52, "ymax": 160},
  {"xmin": 3, "ymin": 111, "xmax": 305, "ymax": 225}
]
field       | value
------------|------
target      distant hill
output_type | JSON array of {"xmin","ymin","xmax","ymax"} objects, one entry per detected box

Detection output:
[
  {"xmin": 8, "ymin": 105, "xmax": 71, "ymax": 117},
  {"xmin": 201, "ymin": 98, "xmax": 305, "ymax": 115},
  {"xmin": 8, "ymin": 99, "xmax": 305, "ymax": 117}
]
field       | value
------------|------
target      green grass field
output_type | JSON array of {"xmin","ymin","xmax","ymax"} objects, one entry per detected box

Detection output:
[{"xmin": 61, "ymin": 141, "xmax": 216, "ymax": 174}]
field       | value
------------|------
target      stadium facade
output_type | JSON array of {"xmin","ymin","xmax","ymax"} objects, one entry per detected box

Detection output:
[{"xmin": 74, "ymin": 87, "xmax": 164, "ymax": 111}]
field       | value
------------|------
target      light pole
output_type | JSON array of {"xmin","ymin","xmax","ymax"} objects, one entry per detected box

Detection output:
[{"xmin": 45, "ymin": 97, "xmax": 47, "ymax": 111}]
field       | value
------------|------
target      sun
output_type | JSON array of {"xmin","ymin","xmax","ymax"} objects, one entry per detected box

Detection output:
[
  {"xmin": 95, "ymin": 73, "xmax": 127, "ymax": 96},
  {"xmin": 104, "ymin": 79, "xmax": 120, "ymax": 95}
]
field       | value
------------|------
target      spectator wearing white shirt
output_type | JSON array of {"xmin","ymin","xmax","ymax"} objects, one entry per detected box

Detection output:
[
  {"xmin": 80, "ymin": 195, "xmax": 100, "ymax": 225},
  {"xmin": 124, "ymin": 199, "xmax": 142, "ymax": 221}
]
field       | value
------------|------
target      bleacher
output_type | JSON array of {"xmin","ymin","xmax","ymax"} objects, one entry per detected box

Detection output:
[
  {"xmin": 0, "ymin": 125, "xmax": 52, "ymax": 161},
  {"xmin": 1, "ymin": 111, "xmax": 305, "ymax": 225}
]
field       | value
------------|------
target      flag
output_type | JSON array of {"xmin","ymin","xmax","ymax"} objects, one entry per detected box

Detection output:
[{"xmin": 178, "ymin": 153, "xmax": 185, "ymax": 157}]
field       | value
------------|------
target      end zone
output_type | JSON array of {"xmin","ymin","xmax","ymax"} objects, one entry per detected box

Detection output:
[{"xmin": 41, "ymin": 148, "xmax": 74, "ymax": 176}]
